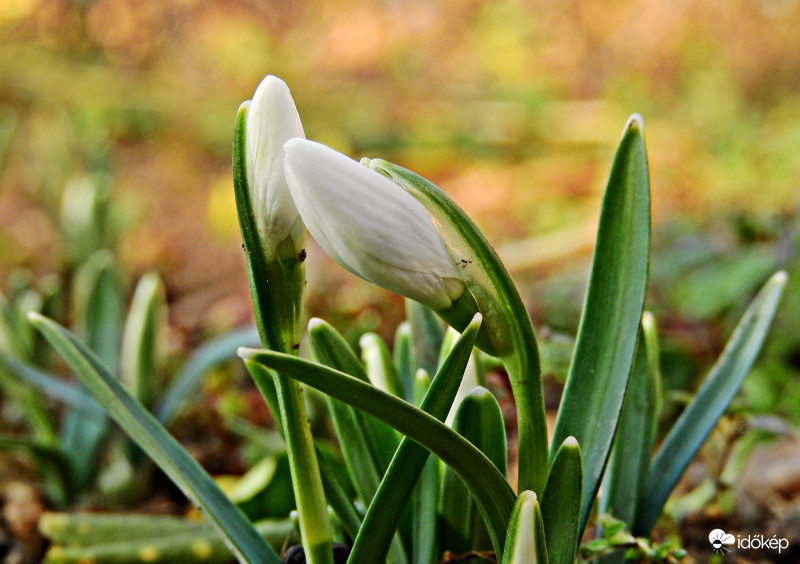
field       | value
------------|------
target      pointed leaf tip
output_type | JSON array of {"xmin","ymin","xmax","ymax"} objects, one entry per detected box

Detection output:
[
  {"xmin": 237, "ymin": 346, "xmax": 259, "ymax": 360},
  {"xmin": 563, "ymin": 436, "xmax": 579, "ymax": 448},
  {"xmin": 626, "ymin": 114, "xmax": 644, "ymax": 133},
  {"xmin": 469, "ymin": 312, "xmax": 483, "ymax": 328},
  {"xmin": 772, "ymin": 270, "xmax": 788, "ymax": 285}
]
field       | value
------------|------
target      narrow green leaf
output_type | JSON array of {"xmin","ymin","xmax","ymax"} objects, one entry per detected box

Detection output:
[
  {"xmin": 411, "ymin": 373, "xmax": 440, "ymax": 564},
  {"xmin": 309, "ymin": 318, "xmax": 399, "ymax": 475},
  {"xmin": 502, "ymin": 491, "xmax": 548, "ymax": 564},
  {"xmin": 599, "ymin": 315, "xmax": 660, "ymax": 533},
  {"xmin": 393, "ymin": 321, "xmax": 415, "ymax": 402},
  {"xmin": 350, "ymin": 315, "xmax": 480, "ymax": 564},
  {"xmin": 156, "ymin": 326, "xmax": 260, "ymax": 424},
  {"xmin": 240, "ymin": 347, "xmax": 515, "ymax": 558},
  {"xmin": 41, "ymin": 518, "xmax": 298, "ymax": 564},
  {"xmin": 439, "ymin": 386, "xmax": 506, "ymax": 557},
  {"xmin": 1, "ymin": 357, "xmax": 104, "ymax": 416},
  {"xmin": 120, "ymin": 272, "xmax": 165, "ymax": 410},
  {"xmin": 29, "ymin": 313, "xmax": 280, "ymax": 564},
  {"xmin": 635, "ymin": 271, "xmax": 787, "ymax": 535},
  {"xmin": 63, "ymin": 250, "xmax": 124, "ymax": 489},
  {"xmin": 406, "ymin": 299, "xmax": 445, "ymax": 377},
  {"xmin": 360, "ymin": 332, "xmax": 404, "ymax": 398},
  {"xmin": 541, "ymin": 437, "xmax": 582, "ymax": 564},
  {"xmin": 550, "ymin": 115, "xmax": 651, "ymax": 534}
]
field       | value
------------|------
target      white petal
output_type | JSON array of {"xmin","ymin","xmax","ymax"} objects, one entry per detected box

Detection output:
[
  {"xmin": 246, "ymin": 76, "xmax": 306, "ymax": 258},
  {"xmin": 283, "ymin": 139, "xmax": 465, "ymax": 310}
]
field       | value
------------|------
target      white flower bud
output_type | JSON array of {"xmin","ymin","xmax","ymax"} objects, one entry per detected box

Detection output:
[
  {"xmin": 245, "ymin": 76, "xmax": 306, "ymax": 261},
  {"xmin": 283, "ymin": 139, "xmax": 466, "ymax": 311}
]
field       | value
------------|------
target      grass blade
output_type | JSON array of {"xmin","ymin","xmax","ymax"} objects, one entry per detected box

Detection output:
[
  {"xmin": 635, "ymin": 271, "xmax": 787, "ymax": 535},
  {"xmin": 29, "ymin": 313, "xmax": 280, "ymax": 564},
  {"xmin": 550, "ymin": 115, "xmax": 651, "ymax": 534}
]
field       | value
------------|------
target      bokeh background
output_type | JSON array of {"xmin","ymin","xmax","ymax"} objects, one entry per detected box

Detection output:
[
  {"xmin": 3, "ymin": 0, "xmax": 800, "ymax": 336},
  {"xmin": 3, "ymin": 1, "xmax": 800, "ymax": 558}
]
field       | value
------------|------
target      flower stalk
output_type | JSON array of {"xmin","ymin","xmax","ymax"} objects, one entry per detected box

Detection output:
[
  {"xmin": 365, "ymin": 159, "xmax": 548, "ymax": 495},
  {"xmin": 232, "ymin": 78, "xmax": 332, "ymax": 564}
]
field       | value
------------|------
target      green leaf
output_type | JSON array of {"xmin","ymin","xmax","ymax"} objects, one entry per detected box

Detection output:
[
  {"xmin": 541, "ymin": 437, "xmax": 582, "ymax": 564},
  {"xmin": 406, "ymin": 299, "xmax": 445, "ymax": 377},
  {"xmin": 120, "ymin": 273, "xmax": 165, "ymax": 411},
  {"xmin": 41, "ymin": 517, "xmax": 298, "ymax": 564},
  {"xmin": 63, "ymin": 250, "xmax": 124, "ymax": 490},
  {"xmin": 439, "ymin": 386, "xmax": 506, "ymax": 556},
  {"xmin": 360, "ymin": 332, "xmax": 403, "ymax": 398},
  {"xmin": 550, "ymin": 115, "xmax": 651, "ymax": 534},
  {"xmin": 411, "ymin": 373, "xmax": 440, "ymax": 564},
  {"xmin": 502, "ymin": 491, "xmax": 548, "ymax": 564},
  {"xmin": 239, "ymin": 347, "xmax": 516, "ymax": 558},
  {"xmin": 1, "ymin": 357, "xmax": 104, "ymax": 416},
  {"xmin": 599, "ymin": 314, "xmax": 660, "ymax": 532},
  {"xmin": 308, "ymin": 318, "xmax": 399, "ymax": 476},
  {"xmin": 306, "ymin": 319, "xmax": 406, "ymax": 564},
  {"xmin": 29, "ymin": 313, "xmax": 281, "ymax": 564},
  {"xmin": 156, "ymin": 326, "xmax": 260, "ymax": 425},
  {"xmin": 635, "ymin": 271, "xmax": 787, "ymax": 535},
  {"xmin": 393, "ymin": 322, "xmax": 415, "ymax": 402},
  {"xmin": 349, "ymin": 314, "xmax": 480, "ymax": 564}
]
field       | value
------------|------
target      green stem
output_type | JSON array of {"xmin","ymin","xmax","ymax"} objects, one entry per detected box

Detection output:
[{"xmin": 233, "ymin": 104, "xmax": 332, "ymax": 564}]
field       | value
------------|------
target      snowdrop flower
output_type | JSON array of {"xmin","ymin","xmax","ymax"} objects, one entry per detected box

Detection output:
[
  {"xmin": 283, "ymin": 139, "xmax": 466, "ymax": 311},
  {"xmin": 244, "ymin": 75, "xmax": 306, "ymax": 261}
]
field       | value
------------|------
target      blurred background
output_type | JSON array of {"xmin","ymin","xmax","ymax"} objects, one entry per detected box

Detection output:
[{"xmin": 2, "ymin": 0, "xmax": 800, "ymax": 559}]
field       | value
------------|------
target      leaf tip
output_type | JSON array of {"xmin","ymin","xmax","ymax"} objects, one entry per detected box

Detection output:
[
  {"xmin": 563, "ymin": 435, "xmax": 580, "ymax": 449},
  {"xmin": 468, "ymin": 311, "xmax": 483, "ymax": 329},
  {"xmin": 26, "ymin": 311, "xmax": 44, "ymax": 325},
  {"xmin": 625, "ymin": 113, "xmax": 644, "ymax": 133},
  {"xmin": 307, "ymin": 317, "xmax": 325, "ymax": 332},
  {"xmin": 771, "ymin": 270, "xmax": 788, "ymax": 286},
  {"xmin": 237, "ymin": 346, "xmax": 258, "ymax": 360}
]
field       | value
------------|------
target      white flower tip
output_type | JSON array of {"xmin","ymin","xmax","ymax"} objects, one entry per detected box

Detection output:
[{"xmin": 283, "ymin": 137, "xmax": 306, "ymax": 155}]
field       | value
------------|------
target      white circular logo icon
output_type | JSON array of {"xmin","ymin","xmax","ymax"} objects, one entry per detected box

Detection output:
[{"xmin": 708, "ymin": 528, "xmax": 735, "ymax": 554}]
